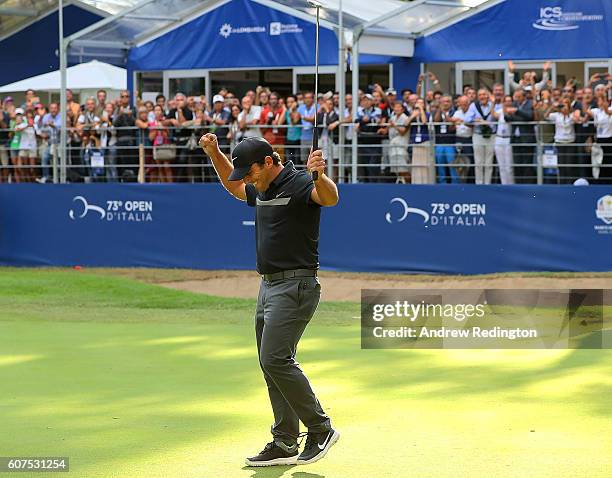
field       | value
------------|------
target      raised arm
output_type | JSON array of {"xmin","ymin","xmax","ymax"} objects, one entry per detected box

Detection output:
[
  {"xmin": 307, "ymin": 149, "xmax": 339, "ymax": 207},
  {"xmin": 199, "ymin": 133, "xmax": 246, "ymax": 201}
]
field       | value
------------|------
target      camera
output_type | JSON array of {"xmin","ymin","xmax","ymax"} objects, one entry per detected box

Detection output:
[{"xmin": 480, "ymin": 124, "xmax": 492, "ymax": 138}]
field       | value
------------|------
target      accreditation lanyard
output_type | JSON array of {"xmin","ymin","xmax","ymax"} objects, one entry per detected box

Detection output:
[
  {"xmin": 414, "ymin": 118, "xmax": 424, "ymax": 143},
  {"xmin": 440, "ymin": 112, "xmax": 447, "ymax": 134}
]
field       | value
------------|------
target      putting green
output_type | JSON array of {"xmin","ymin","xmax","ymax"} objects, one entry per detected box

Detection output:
[{"xmin": 0, "ymin": 269, "xmax": 610, "ymax": 478}]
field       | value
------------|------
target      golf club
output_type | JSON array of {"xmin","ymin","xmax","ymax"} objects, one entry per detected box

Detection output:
[{"xmin": 307, "ymin": 0, "xmax": 322, "ymax": 180}]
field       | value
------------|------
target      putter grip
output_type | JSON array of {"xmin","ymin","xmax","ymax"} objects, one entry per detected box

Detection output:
[{"xmin": 312, "ymin": 129, "xmax": 319, "ymax": 181}]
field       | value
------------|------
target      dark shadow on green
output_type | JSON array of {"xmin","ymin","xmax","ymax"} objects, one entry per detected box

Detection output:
[
  {"xmin": 292, "ymin": 472, "xmax": 326, "ymax": 478},
  {"xmin": 241, "ymin": 464, "xmax": 298, "ymax": 478}
]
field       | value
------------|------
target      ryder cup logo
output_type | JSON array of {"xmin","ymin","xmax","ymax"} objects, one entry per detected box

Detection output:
[
  {"xmin": 385, "ymin": 197, "xmax": 486, "ymax": 227},
  {"xmin": 533, "ymin": 6, "xmax": 603, "ymax": 31},
  {"xmin": 596, "ymin": 195, "xmax": 612, "ymax": 225}
]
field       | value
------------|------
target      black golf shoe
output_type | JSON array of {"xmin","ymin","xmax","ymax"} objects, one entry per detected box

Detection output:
[
  {"xmin": 245, "ymin": 440, "xmax": 299, "ymax": 467},
  {"xmin": 296, "ymin": 428, "xmax": 340, "ymax": 465}
]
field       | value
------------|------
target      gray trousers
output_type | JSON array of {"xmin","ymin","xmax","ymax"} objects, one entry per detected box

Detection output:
[{"xmin": 255, "ymin": 276, "xmax": 331, "ymax": 445}]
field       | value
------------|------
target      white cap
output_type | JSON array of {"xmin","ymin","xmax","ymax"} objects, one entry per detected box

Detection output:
[
  {"xmin": 573, "ymin": 178, "xmax": 589, "ymax": 186},
  {"xmin": 15, "ymin": 107, "xmax": 24, "ymax": 115},
  {"xmin": 213, "ymin": 94, "xmax": 225, "ymax": 103}
]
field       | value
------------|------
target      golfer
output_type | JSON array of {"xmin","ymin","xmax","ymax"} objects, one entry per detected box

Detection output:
[{"xmin": 199, "ymin": 133, "xmax": 340, "ymax": 467}]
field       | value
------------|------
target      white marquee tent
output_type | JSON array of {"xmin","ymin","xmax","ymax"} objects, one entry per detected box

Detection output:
[{"xmin": 0, "ymin": 60, "xmax": 126, "ymax": 94}]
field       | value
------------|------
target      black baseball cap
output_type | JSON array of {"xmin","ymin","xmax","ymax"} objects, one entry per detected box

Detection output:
[{"xmin": 228, "ymin": 137, "xmax": 274, "ymax": 181}]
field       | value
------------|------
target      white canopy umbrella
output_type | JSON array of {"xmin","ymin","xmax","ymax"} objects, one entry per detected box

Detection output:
[{"xmin": 0, "ymin": 60, "xmax": 126, "ymax": 92}]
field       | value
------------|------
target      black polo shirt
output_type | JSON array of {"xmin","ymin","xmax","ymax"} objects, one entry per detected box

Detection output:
[{"xmin": 245, "ymin": 161, "xmax": 321, "ymax": 274}]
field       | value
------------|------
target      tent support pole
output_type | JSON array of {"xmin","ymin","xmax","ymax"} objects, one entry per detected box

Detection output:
[
  {"xmin": 59, "ymin": 0, "xmax": 67, "ymax": 184},
  {"xmin": 337, "ymin": 0, "xmax": 344, "ymax": 183},
  {"xmin": 351, "ymin": 28, "xmax": 360, "ymax": 184}
]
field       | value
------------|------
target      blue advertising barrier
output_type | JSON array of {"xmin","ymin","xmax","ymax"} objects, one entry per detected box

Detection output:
[{"xmin": 1, "ymin": 184, "xmax": 611, "ymax": 274}]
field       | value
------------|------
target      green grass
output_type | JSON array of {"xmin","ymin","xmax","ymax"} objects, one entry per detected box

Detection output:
[{"xmin": 0, "ymin": 269, "xmax": 611, "ymax": 478}]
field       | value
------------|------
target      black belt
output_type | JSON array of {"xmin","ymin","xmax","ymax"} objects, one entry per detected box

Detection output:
[{"xmin": 262, "ymin": 268, "xmax": 317, "ymax": 282}]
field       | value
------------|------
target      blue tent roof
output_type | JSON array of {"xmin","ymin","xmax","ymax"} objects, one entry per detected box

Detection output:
[
  {"xmin": 128, "ymin": 0, "xmax": 339, "ymax": 70},
  {"xmin": 415, "ymin": 0, "xmax": 612, "ymax": 62},
  {"xmin": 0, "ymin": 3, "xmax": 104, "ymax": 86}
]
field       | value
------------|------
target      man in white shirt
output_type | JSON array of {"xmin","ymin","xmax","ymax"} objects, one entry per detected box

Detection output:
[
  {"xmin": 507, "ymin": 61, "xmax": 551, "ymax": 92},
  {"xmin": 465, "ymin": 89, "xmax": 495, "ymax": 184},
  {"xmin": 239, "ymin": 96, "xmax": 262, "ymax": 139}
]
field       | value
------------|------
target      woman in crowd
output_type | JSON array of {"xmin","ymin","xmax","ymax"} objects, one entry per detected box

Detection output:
[
  {"xmin": 144, "ymin": 100, "xmax": 155, "ymax": 122},
  {"xmin": 99, "ymin": 102, "xmax": 118, "ymax": 181},
  {"xmin": 34, "ymin": 104, "xmax": 48, "ymax": 182},
  {"xmin": 149, "ymin": 104, "xmax": 173, "ymax": 183},
  {"xmin": 135, "ymin": 106, "xmax": 154, "ymax": 182},
  {"xmin": 9, "ymin": 108, "xmax": 24, "ymax": 182},
  {"xmin": 408, "ymin": 98, "xmax": 434, "ymax": 184},
  {"xmin": 255, "ymin": 86, "xmax": 270, "ymax": 108},
  {"xmin": 387, "ymin": 100, "xmax": 410, "ymax": 183},
  {"xmin": 228, "ymin": 104, "xmax": 243, "ymax": 151},
  {"xmin": 16, "ymin": 109, "xmax": 38, "ymax": 182}
]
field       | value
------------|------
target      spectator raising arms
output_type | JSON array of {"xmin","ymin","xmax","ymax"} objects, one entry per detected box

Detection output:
[
  {"xmin": 408, "ymin": 98, "xmax": 434, "ymax": 184},
  {"xmin": 1, "ymin": 69, "xmax": 608, "ymax": 185},
  {"xmin": 238, "ymin": 95, "xmax": 262, "ymax": 140},
  {"xmin": 545, "ymin": 98, "xmax": 576, "ymax": 183}
]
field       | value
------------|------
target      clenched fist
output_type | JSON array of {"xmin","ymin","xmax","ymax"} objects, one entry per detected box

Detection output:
[
  {"xmin": 199, "ymin": 133, "xmax": 219, "ymax": 156},
  {"xmin": 307, "ymin": 149, "xmax": 325, "ymax": 178}
]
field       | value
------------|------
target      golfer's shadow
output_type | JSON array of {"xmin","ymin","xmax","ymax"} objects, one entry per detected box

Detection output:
[{"xmin": 242, "ymin": 466, "xmax": 325, "ymax": 478}]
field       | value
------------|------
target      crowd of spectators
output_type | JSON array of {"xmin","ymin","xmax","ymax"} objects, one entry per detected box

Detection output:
[{"xmin": 0, "ymin": 63, "xmax": 610, "ymax": 184}]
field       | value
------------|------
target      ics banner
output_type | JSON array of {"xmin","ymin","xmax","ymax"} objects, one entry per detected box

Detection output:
[{"xmin": 0, "ymin": 184, "xmax": 611, "ymax": 274}]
